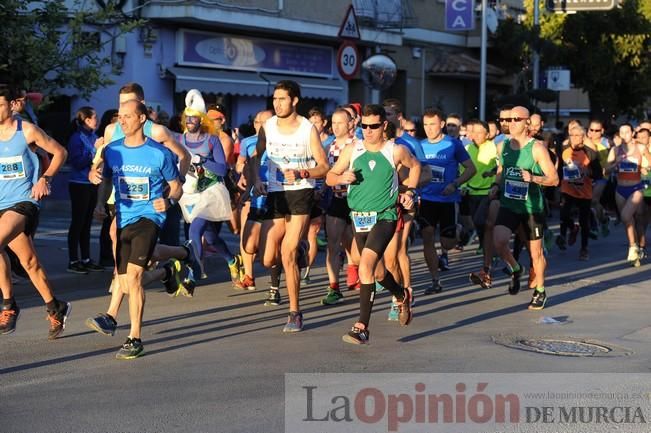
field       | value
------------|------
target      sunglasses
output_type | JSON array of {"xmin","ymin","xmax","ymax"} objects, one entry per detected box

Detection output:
[
  {"xmin": 186, "ymin": 116, "xmax": 200, "ymax": 122},
  {"xmin": 404, "ymin": 129, "xmax": 416, "ymax": 133},
  {"xmin": 509, "ymin": 117, "xmax": 528, "ymax": 123},
  {"xmin": 589, "ymin": 128, "xmax": 602, "ymax": 132},
  {"xmin": 447, "ymin": 123, "xmax": 459, "ymax": 128},
  {"xmin": 498, "ymin": 118, "xmax": 511, "ymax": 122},
  {"xmin": 361, "ymin": 123, "xmax": 383, "ymax": 130}
]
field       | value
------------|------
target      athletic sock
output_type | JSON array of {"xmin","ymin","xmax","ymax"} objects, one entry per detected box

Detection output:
[
  {"xmin": 46, "ymin": 299, "xmax": 58, "ymax": 312},
  {"xmin": 536, "ymin": 286, "xmax": 545, "ymax": 293},
  {"xmin": 270, "ymin": 264, "xmax": 281, "ymax": 288},
  {"xmin": 358, "ymin": 283, "xmax": 376, "ymax": 327},
  {"xmin": 3, "ymin": 297, "xmax": 15, "ymax": 307},
  {"xmin": 378, "ymin": 272, "xmax": 403, "ymax": 301},
  {"xmin": 508, "ymin": 262, "xmax": 521, "ymax": 274}
]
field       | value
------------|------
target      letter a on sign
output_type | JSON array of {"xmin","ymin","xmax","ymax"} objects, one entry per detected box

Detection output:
[
  {"xmin": 445, "ymin": 0, "xmax": 475, "ymax": 31},
  {"xmin": 338, "ymin": 5, "xmax": 361, "ymax": 40}
]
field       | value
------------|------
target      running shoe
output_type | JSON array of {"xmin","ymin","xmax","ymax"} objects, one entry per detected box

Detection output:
[
  {"xmin": 342, "ymin": 323, "xmax": 369, "ymax": 345},
  {"xmin": 85, "ymin": 313, "xmax": 117, "ymax": 336},
  {"xmin": 589, "ymin": 229, "xmax": 599, "ymax": 240},
  {"xmin": 283, "ymin": 311, "xmax": 303, "ymax": 333},
  {"xmin": 579, "ymin": 249, "xmax": 589, "ymax": 261},
  {"xmin": 424, "ymin": 279, "xmax": 443, "ymax": 295},
  {"xmin": 321, "ymin": 288, "xmax": 344, "ymax": 305},
  {"xmin": 162, "ymin": 259, "xmax": 183, "ymax": 297},
  {"xmin": 179, "ymin": 264, "xmax": 196, "ymax": 297},
  {"xmin": 234, "ymin": 274, "xmax": 256, "ymax": 291},
  {"xmin": 555, "ymin": 235, "xmax": 567, "ymax": 251},
  {"xmin": 228, "ymin": 255, "xmax": 242, "ymax": 284},
  {"xmin": 81, "ymin": 260, "xmax": 104, "ymax": 272},
  {"xmin": 469, "ymin": 270, "xmax": 492, "ymax": 289},
  {"xmin": 600, "ymin": 218, "xmax": 610, "ymax": 237},
  {"xmin": 301, "ymin": 267, "xmax": 311, "ymax": 283},
  {"xmin": 397, "ymin": 289, "xmax": 413, "ymax": 326},
  {"xmin": 627, "ymin": 245, "xmax": 640, "ymax": 263},
  {"xmin": 639, "ymin": 247, "xmax": 648, "ymax": 260},
  {"xmin": 387, "ymin": 300, "xmax": 399, "ymax": 321},
  {"xmin": 508, "ymin": 265, "xmax": 522, "ymax": 295},
  {"xmin": 316, "ymin": 235, "xmax": 328, "ymax": 249},
  {"xmin": 346, "ymin": 264, "xmax": 360, "ymax": 290},
  {"xmin": 0, "ymin": 303, "xmax": 20, "ymax": 335},
  {"xmin": 183, "ymin": 240, "xmax": 205, "ymax": 280},
  {"xmin": 438, "ymin": 252, "xmax": 450, "ymax": 271},
  {"xmin": 528, "ymin": 290, "xmax": 547, "ymax": 310},
  {"xmin": 475, "ymin": 246, "xmax": 483, "ymax": 256},
  {"xmin": 568, "ymin": 223, "xmax": 579, "ymax": 246},
  {"xmin": 115, "ymin": 337, "xmax": 144, "ymax": 360},
  {"xmin": 264, "ymin": 288, "xmax": 281, "ymax": 306},
  {"xmin": 47, "ymin": 301, "xmax": 71, "ymax": 340},
  {"xmin": 375, "ymin": 280, "xmax": 385, "ymax": 293},
  {"xmin": 66, "ymin": 261, "xmax": 88, "ymax": 274}
]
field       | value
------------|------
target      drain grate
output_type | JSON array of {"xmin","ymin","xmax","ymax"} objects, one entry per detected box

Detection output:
[{"xmin": 492, "ymin": 335, "xmax": 632, "ymax": 357}]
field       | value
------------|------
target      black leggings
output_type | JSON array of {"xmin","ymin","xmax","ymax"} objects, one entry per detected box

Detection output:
[
  {"xmin": 67, "ymin": 182, "xmax": 98, "ymax": 262},
  {"xmin": 560, "ymin": 193, "xmax": 591, "ymax": 249}
]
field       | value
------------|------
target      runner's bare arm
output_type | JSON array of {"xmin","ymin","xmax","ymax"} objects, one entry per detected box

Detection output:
[
  {"xmin": 151, "ymin": 123, "xmax": 191, "ymax": 177},
  {"xmin": 529, "ymin": 141, "xmax": 559, "ymax": 186},
  {"xmin": 23, "ymin": 122, "xmax": 67, "ymax": 178},
  {"xmin": 251, "ymin": 127, "xmax": 267, "ymax": 194},
  {"xmin": 326, "ymin": 143, "xmax": 355, "ymax": 186},
  {"xmin": 394, "ymin": 144, "xmax": 421, "ymax": 190}
]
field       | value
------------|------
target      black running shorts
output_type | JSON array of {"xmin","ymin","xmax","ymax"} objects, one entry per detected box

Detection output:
[
  {"xmin": 417, "ymin": 199, "xmax": 457, "ymax": 238},
  {"xmin": 264, "ymin": 189, "xmax": 314, "ymax": 219},
  {"xmin": 495, "ymin": 207, "xmax": 545, "ymax": 241},
  {"xmin": 0, "ymin": 201, "xmax": 40, "ymax": 236},
  {"xmin": 354, "ymin": 219, "xmax": 397, "ymax": 256},
  {"xmin": 116, "ymin": 218, "xmax": 160, "ymax": 274}
]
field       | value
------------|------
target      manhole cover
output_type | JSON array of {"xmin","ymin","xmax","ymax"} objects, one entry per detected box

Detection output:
[
  {"xmin": 492, "ymin": 335, "xmax": 633, "ymax": 357},
  {"xmin": 518, "ymin": 339, "xmax": 610, "ymax": 356}
]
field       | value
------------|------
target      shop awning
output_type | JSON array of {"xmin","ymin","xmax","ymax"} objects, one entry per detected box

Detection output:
[
  {"xmin": 428, "ymin": 53, "xmax": 511, "ymax": 85},
  {"xmin": 168, "ymin": 66, "xmax": 347, "ymax": 101}
]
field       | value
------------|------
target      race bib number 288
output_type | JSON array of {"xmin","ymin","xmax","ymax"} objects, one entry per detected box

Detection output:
[
  {"xmin": 0, "ymin": 156, "xmax": 25, "ymax": 180},
  {"xmin": 119, "ymin": 176, "xmax": 150, "ymax": 201}
]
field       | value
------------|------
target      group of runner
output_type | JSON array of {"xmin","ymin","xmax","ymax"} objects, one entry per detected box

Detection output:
[{"xmin": 0, "ymin": 80, "xmax": 649, "ymax": 357}]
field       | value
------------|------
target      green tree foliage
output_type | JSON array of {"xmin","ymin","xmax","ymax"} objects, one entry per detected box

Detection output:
[
  {"xmin": 0, "ymin": 0, "xmax": 143, "ymax": 98},
  {"xmin": 493, "ymin": 0, "xmax": 651, "ymax": 118}
]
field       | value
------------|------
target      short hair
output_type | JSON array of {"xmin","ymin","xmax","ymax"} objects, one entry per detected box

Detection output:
[
  {"xmin": 588, "ymin": 119, "xmax": 604, "ymax": 128},
  {"xmin": 447, "ymin": 113, "xmax": 462, "ymax": 123},
  {"xmin": 620, "ymin": 122, "xmax": 633, "ymax": 131},
  {"xmin": 423, "ymin": 107, "xmax": 445, "ymax": 121},
  {"xmin": 333, "ymin": 107, "xmax": 353, "ymax": 122},
  {"xmin": 474, "ymin": 119, "xmax": 489, "ymax": 133},
  {"xmin": 308, "ymin": 106, "xmax": 326, "ymax": 121},
  {"xmin": 499, "ymin": 104, "xmax": 514, "ymax": 112},
  {"xmin": 384, "ymin": 121, "xmax": 396, "ymax": 139},
  {"xmin": 488, "ymin": 120, "xmax": 498, "ymax": 128},
  {"xmin": 569, "ymin": 124, "xmax": 585, "ymax": 135},
  {"xmin": 361, "ymin": 104, "xmax": 386, "ymax": 122},
  {"xmin": 0, "ymin": 86, "xmax": 19, "ymax": 102},
  {"xmin": 636, "ymin": 128, "xmax": 650, "ymax": 136},
  {"xmin": 119, "ymin": 82, "xmax": 145, "ymax": 101},
  {"xmin": 274, "ymin": 80, "xmax": 301, "ymax": 100},
  {"xmin": 122, "ymin": 99, "xmax": 149, "ymax": 118},
  {"xmin": 382, "ymin": 98, "xmax": 402, "ymax": 114}
]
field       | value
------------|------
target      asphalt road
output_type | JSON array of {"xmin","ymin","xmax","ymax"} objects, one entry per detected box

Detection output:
[{"xmin": 2, "ymin": 205, "xmax": 650, "ymax": 433}]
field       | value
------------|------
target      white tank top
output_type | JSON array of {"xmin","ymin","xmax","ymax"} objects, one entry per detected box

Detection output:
[{"xmin": 265, "ymin": 115, "xmax": 316, "ymax": 192}]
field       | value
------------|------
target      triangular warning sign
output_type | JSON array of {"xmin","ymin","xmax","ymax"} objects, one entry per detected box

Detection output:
[{"xmin": 338, "ymin": 5, "xmax": 361, "ymax": 40}]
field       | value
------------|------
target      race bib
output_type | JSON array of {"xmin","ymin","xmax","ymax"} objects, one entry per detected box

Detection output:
[
  {"xmin": 351, "ymin": 211, "xmax": 377, "ymax": 233},
  {"xmin": 0, "ymin": 156, "xmax": 25, "ymax": 180},
  {"xmin": 620, "ymin": 159, "xmax": 638, "ymax": 173},
  {"xmin": 504, "ymin": 179, "xmax": 529, "ymax": 201},
  {"xmin": 563, "ymin": 165, "xmax": 582, "ymax": 181},
  {"xmin": 429, "ymin": 165, "xmax": 445, "ymax": 183},
  {"xmin": 118, "ymin": 176, "xmax": 150, "ymax": 201}
]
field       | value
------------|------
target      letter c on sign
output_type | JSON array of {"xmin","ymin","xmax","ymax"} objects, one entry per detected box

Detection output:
[{"xmin": 452, "ymin": 0, "xmax": 467, "ymax": 11}]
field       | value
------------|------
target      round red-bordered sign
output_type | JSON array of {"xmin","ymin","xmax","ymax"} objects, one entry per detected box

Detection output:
[{"xmin": 337, "ymin": 41, "xmax": 359, "ymax": 81}]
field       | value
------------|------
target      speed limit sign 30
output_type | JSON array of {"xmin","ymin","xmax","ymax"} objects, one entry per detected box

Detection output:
[{"xmin": 337, "ymin": 41, "xmax": 359, "ymax": 80}]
